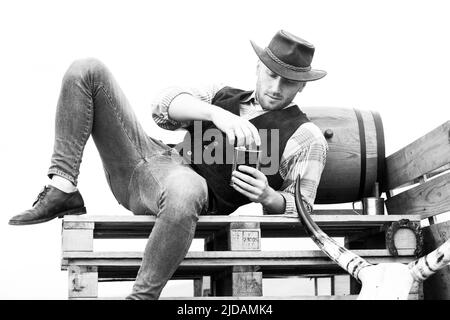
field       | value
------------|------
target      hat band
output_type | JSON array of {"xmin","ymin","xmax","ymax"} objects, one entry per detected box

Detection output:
[{"xmin": 265, "ymin": 47, "xmax": 312, "ymax": 72}]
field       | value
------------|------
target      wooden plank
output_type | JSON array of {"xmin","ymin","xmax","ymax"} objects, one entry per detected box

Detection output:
[
  {"xmin": 232, "ymin": 270, "xmax": 263, "ymax": 296},
  {"xmin": 61, "ymin": 214, "xmax": 421, "ymax": 239},
  {"xmin": 194, "ymin": 276, "xmax": 211, "ymax": 297},
  {"xmin": 63, "ymin": 214, "xmax": 422, "ymax": 227},
  {"xmin": 63, "ymin": 221, "xmax": 94, "ymax": 230},
  {"xmin": 62, "ymin": 249, "xmax": 415, "ymax": 273},
  {"xmin": 63, "ymin": 249, "xmax": 415, "ymax": 260},
  {"xmin": 333, "ymin": 275, "xmax": 351, "ymax": 296},
  {"xmin": 385, "ymin": 121, "xmax": 450, "ymax": 190},
  {"xmin": 413, "ymin": 163, "xmax": 450, "ymax": 183},
  {"xmin": 386, "ymin": 172, "xmax": 450, "ymax": 218},
  {"xmin": 62, "ymin": 229, "xmax": 93, "ymax": 252},
  {"xmin": 68, "ymin": 266, "xmax": 98, "ymax": 298},
  {"xmin": 229, "ymin": 228, "xmax": 260, "ymax": 251},
  {"xmin": 422, "ymin": 220, "xmax": 450, "ymax": 299},
  {"xmin": 210, "ymin": 222, "xmax": 262, "ymax": 295},
  {"xmin": 64, "ymin": 214, "xmax": 422, "ymax": 223},
  {"xmin": 409, "ymin": 280, "xmax": 424, "ymax": 298}
]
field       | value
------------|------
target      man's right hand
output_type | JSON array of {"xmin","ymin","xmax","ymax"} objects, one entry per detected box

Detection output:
[
  {"xmin": 168, "ymin": 93, "xmax": 261, "ymax": 147},
  {"xmin": 210, "ymin": 107, "xmax": 261, "ymax": 147}
]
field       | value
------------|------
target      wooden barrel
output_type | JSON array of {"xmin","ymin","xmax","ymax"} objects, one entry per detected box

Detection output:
[{"xmin": 302, "ymin": 107, "xmax": 385, "ymax": 204}]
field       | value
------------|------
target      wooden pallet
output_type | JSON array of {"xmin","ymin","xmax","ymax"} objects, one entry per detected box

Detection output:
[{"xmin": 61, "ymin": 212, "xmax": 422, "ymax": 299}]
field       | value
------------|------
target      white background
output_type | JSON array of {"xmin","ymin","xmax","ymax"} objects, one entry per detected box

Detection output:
[{"xmin": 0, "ymin": 0, "xmax": 449, "ymax": 299}]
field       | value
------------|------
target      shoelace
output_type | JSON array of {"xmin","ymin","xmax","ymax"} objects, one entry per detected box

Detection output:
[{"xmin": 32, "ymin": 186, "xmax": 51, "ymax": 206}]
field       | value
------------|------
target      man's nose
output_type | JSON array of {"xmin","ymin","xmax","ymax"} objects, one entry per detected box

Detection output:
[{"xmin": 270, "ymin": 76, "xmax": 282, "ymax": 94}]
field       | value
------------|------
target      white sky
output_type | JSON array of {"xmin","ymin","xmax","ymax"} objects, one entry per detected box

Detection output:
[{"xmin": 0, "ymin": 0, "xmax": 449, "ymax": 299}]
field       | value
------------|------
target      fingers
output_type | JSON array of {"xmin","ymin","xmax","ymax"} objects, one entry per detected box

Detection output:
[
  {"xmin": 232, "ymin": 168, "xmax": 267, "ymax": 198},
  {"xmin": 240, "ymin": 122, "xmax": 261, "ymax": 147},
  {"xmin": 218, "ymin": 112, "xmax": 261, "ymax": 148},
  {"xmin": 232, "ymin": 121, "xmax": 261, "ymax": 148},
  {"xmin": 231, "ymin": 175, "xmax": 259, "ymax": 194},
  {"xmin": 231, "ymin": 167, "xmax": 268, "ymax": 203},
  {"xmin": 240, "ymin": 125, "xmax": 254, "ymax": 147},
  {"xmin": 225, "ymin": 129, "xmax": 235, "ymax": 146},
  {"xmin": 225, "ymin": 126, "xmax": 246, "ymax": 148},
  {"xmin": 232, "ymin": 169, "xmax": 258, "ymax": 185},
  {"xmin": 248, "ymin": 124, "xmax": 261, "ymax": 147},
  {"xmin": 231, "ymin": 182, "xmax": 254, "ymax": 199},
  {"xmin": 234, "ymin": 126, "xmax": 246, "ymax": 147},
  {"xmin": 237, "ymin": 165, "xmax": 264, "ymax": 179}
]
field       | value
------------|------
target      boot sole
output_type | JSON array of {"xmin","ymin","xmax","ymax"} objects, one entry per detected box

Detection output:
[{"xmin": 9, "ymin": 207, "xmax": 87, "ymax": 226}]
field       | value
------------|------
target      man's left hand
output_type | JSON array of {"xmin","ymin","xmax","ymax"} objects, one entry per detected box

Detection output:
[{"xmin": 231, "ymin": 165, "xmax": 274, "ymax": 205}]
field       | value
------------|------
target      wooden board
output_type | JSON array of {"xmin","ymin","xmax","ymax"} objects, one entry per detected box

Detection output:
[
  {"xmin": 63, "ymin": 213, "xmax": 422, "ymax": 224},
  {"xmin": 62, "ymin": 229, "xmax": 93, "ymax": 252},
  {"xmin": 62, "ymin": 214, "xmax": 422, "ymax": 239},
  {"xmin": 62, "ymin": 249, "xmax": 415, "ymax": 280},
  {"xmin": 422, "ymin": 220, "xmax": 450, "ymax": 300},
  {"xmin": 62, "ymin": 249, "xmax": 415, "ymax": 270},
  {"xmin": 231, "ymin": 271, "xmax": 263, "ymax": 296},
  {"xmin": 386, "ymin": 172, "xmax": 450, "ymax": 218},
  {"xmin": 385, "ymin": 121, "xmax": 450, "ymax": 190},
  {"xmin": 63, "ymin": 249, "xmax": 415, "ymax": 259},
  {"xmin": 68, "ymin": 266, "xmax": 98, "ymax": 298},
  {"xmin": 228, "ymin": 222, "xmax": 261, "ymax": 251}
]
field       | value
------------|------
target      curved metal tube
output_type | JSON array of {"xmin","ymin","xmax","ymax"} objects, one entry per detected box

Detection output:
[{"xmin": 294, "ymin": 177, "xmax": 372, "ymax": 281}]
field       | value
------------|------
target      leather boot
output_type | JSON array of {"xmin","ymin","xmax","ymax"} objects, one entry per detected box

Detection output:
[{"xmin": 9, "ymin": 185, "xmax": 86, "ymax": 225}]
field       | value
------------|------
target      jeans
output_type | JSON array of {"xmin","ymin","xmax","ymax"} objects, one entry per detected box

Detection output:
[{"xmin": 48, "ymin": 58, "xmax": 209, "ymax": 299}]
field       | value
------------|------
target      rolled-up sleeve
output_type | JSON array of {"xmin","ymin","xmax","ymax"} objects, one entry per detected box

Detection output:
[
  {"xmin": 151, "ymin": 83, "xmax": 225, "ymax": 130},
  {"xmin": 264, "ymin": 122, "xmax": 328, "ymax": 215}
]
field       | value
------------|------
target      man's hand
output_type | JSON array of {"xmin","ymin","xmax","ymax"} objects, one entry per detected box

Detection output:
[
  {"xmin": 231, "ymin": 165, "xmax": 270, "ymax": 203},
  {"xmin": 168, "ymin": 93, "xmax": 261, "ymax": 148},
  {"xmin": 231, "ymin": 165, "xmax": 286, "ymax": 213},
  {"xmin": 210, "ymin": 108, "xmax": 261, "ymax": 148}
]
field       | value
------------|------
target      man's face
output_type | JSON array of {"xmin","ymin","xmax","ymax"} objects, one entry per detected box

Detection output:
[{"xmin": 255, "ymin": 61, "xmax": 306, "ymax": 111}]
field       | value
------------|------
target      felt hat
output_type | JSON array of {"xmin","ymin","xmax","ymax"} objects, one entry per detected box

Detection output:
[{"xmin": 251, "ymin": 30, "xmax": 327, "ymax": 81}]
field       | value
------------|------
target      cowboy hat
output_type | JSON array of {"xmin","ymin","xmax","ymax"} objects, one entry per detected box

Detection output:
[{"xmin": 251, "ymin": 30, "xmax": 327, "ymax": 82}]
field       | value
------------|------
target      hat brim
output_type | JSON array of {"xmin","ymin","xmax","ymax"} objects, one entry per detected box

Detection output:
[{"xmin": 251, "ymin": 40, "xmax": 327, "ymax": 82}]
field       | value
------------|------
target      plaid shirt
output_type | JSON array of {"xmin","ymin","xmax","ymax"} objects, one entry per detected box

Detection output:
[{"xmin": 151, "ymin": 84, "xmax": 328, "ymax": 215}]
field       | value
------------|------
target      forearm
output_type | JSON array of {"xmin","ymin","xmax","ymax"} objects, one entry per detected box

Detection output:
[
  {"xmin": 151, "ymin": 83, "xmax": 225, "ymax": 130},
  {"xmin": 168, "ymin": 93, "xmax": 221, "ymax": 122}
]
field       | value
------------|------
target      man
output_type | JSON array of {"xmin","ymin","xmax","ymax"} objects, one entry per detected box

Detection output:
[{"xmin": 9, "ymin": 30, "xmax": 328, "ymax": 299}]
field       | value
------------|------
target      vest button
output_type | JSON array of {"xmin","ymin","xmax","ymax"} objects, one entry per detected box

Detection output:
[
  {"xmin": 213, "ymin": 141, "xmax": 219, "ymax": 146},
  {"xmin": 187, "ymin": 151, "xmax": 192, "ymax": 156}
]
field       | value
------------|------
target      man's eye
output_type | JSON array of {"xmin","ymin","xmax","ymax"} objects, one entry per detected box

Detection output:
[{"xmin": 283, "ymin": 78, "xmax": 300, "ymax": 86}]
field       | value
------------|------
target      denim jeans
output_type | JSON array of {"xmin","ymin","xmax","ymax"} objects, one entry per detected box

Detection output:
[{"xmin": 48, "ymin": 58, "xmax": 209, "ymax": 299}]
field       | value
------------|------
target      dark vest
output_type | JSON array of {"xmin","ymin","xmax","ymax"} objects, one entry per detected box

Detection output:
[{"xmin": 175, "ymin": 86, "xmax": 310, "ymax": 214}]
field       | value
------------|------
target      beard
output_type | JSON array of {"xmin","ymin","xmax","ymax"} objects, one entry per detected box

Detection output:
[{"xmin": 255, "ymin": 89, "xmax": 292, "ymax": 111}]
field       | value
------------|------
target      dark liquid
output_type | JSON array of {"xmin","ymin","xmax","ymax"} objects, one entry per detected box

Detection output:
[{"xmin": 230, "ymin": 148, "xmax": 261, "ymax": 186}]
